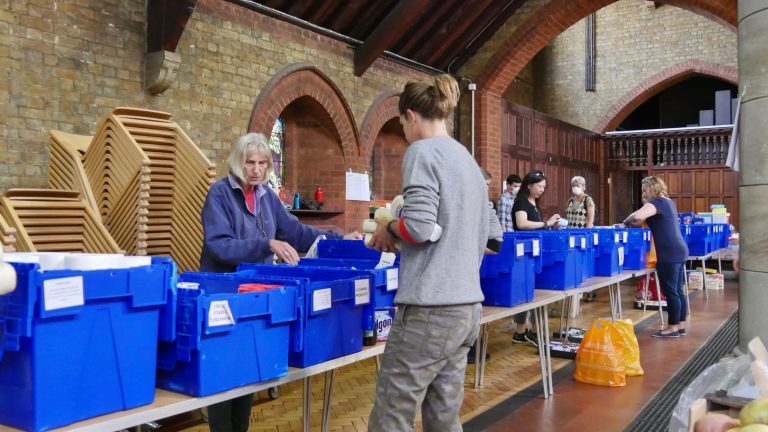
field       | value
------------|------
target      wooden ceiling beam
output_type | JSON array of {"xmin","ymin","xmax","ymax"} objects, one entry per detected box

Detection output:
[
  {"xmin": 393, "ymin": 0, "xmax": 458, "ymax": 54},
  {"xmin": 146, "ymin": 0, "xmax": 197, "ymax": 53},
  {"xmin": 415, "ymin": 0, "xmax": 495, "ymax": 67},
  {"xmin": 354, "ymin": 0, "xmax": 432, "ymax": 76}
]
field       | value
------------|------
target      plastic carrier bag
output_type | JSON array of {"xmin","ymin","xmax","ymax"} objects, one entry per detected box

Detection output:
[
  {"xmin": 615, "ymin": 319, "xmax": 643, "ymax": 377},
  {"xmin": 573, "ymin": 318, "xmax": 626, "ymax": 387}
]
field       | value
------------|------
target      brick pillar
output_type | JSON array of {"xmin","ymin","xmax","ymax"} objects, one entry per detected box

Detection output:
[
  {"xmin": 737, "ymin": 0, "xmax": 768, "ymax": 350},
  {"xmin": 475, "ymin": 90, "xmax": 503, "ymax": 200}
]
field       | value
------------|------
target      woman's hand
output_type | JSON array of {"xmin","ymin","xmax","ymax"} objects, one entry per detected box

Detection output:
[
  {"xmin": 548, "ymin": 214, "xmax": 562, "ymax": 229},
  {"xmin": 269, "ymin": 239, "xmax": 300, "ymax": 265},
  {"xmin": 343, "ymin": 231, "xmax": 363, "ymax": 240}
]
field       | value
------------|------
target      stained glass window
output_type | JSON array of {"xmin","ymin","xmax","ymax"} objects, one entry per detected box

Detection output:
[{"xmin": 268, "ymin": 117, "xmax": 285, "ymax": 190}]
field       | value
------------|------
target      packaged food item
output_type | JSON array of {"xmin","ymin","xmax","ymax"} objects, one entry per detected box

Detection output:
[{"xmin": 376, "ymin": 308, "xmax": 395, "ymax": 342}]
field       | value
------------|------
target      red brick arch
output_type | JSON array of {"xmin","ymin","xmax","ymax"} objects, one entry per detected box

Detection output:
[
  {"xmin": 594, "ymin": 60, "xmax": 738, "ymax": 132},
  {"xmin": 359, "ymin": 91, "xmax": 401, "ymax": 162},
  {"xmin": 475, "ymin": 0, "xmax": 736, "ymax": 96},
  {"xmin": 248, "ymin": 64, "xmax": 359, "ymax": 160}
]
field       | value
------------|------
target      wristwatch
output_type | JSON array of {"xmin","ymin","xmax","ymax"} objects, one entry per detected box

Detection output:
[{"xmin": 386, "ymin": 220, "xmax": 398, "ymax": 238}]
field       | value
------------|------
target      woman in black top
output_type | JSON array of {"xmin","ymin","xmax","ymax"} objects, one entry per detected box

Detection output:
[
  {"xmin": 624, "ymin": 176, "xmax": 689, "ymax": 338},
  {"xmin": 510, "ymin": 170, "xmax": 562, "ymax": 345}
]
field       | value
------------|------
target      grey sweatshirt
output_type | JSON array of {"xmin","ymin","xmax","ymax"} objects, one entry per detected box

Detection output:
[{"xmin": 395, "ymin": 136, "xmax": 489, "ymax": 306}]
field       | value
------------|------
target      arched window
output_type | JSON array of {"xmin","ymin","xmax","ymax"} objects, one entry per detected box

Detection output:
[{"xmin": 268, "ymin": 117, "xmax": 285, "ymax": 191}]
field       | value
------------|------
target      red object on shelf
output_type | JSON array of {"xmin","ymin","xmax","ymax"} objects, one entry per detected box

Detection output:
[
  {"xmin": 315, "ymin": 187, "xmax": 323, "ymax": 203},
  {"xmin": 279, "ymin": 187, "xmax": 285, "ymax": 202},
  {"xmin": 238, "ymin": 283, "xmax": 283, "ymax": 293}
]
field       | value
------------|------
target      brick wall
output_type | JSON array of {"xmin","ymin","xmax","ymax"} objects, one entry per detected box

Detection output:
[
  {"xmin": 0, "ymin": 0, "xmax": 434, "ymax": 232},
  {"xmin": 371, "ymin": 119, "xmax": 407, "ymax": 201},
  {"xmin": 532, "ymin": 0, "xmax": 737, "ymax": 131}
]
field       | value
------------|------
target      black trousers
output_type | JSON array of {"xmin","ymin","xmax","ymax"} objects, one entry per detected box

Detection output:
[{"xmin": 208, "ymin": 393, "xmax": 254, "ymax": 432}]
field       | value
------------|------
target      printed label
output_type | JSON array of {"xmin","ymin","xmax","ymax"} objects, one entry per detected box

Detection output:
[
  {"xmin": 618, "ymin": 246, "xmax": 625, "ymax": 266},
  {"xmin": 354, "ymin": 279, "xmax": 370, "ymax": 305},
  {"xmin": 313, "ymin": 288, "xmax": 332, "ymax": 311},
  {"xmin": 569, "ymin": 237, "xmax": 575, "ymax": 248},
  {"xmin": 208, "ymin": 300, "xmax": 235, "ymax": 327},
  {"xmin": 614, "ymin": 233, "xmax": 619, "ymax": 243},
  {"xmin": 594, "ymin": 233, "xmax": 599, "ymax": 245},
  {"xmin": 581, "ymin": 237, "xmax": 586, "ymax": 249},
  {"xmin": 386, "ymin": 268, "xmax": 399, "ymax": 291},
  {"xmin": 377, "ymin": 252, "xmax": 397, "ymax": 269},
  {"xmin": 516, "ymin": 242, "xmax": 524, "ymax": 257},
  {"xmin": 623, "ymin": 232, "xmax": 628, "ymax": 243},
  {"xmin": 43, "ymin": 276, "xmax": 84, "ymax": 311},
  {"xmin": 532, "ymin": 240, "xmax": 540, "ymax": 256}
]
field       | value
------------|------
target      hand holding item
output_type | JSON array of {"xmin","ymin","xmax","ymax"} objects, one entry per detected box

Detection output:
[
  {"xmin": 344, "ymin": 231, "xmax": 363, "ymax": 240},
  {"xmin": 269, "ymin": 239, "xmax": 300, "ymax": 265},
  {"xmin": 548, "ymin": 214, "xmax": 562, "ymax": 229}
]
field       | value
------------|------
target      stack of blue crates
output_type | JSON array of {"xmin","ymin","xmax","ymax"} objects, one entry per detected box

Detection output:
[
  {"xmin": 514, "ymin": 231, "xmax": 578, "ymax": 290},
  {"xmin": 480, "ymin": 233, "xmax": 540, "ymax": 306},
  {"xmin": 623, "ymin": 228, "xmax": 651, "ymax": 270},
  {"xmin": 295, "ymin": 257, "xmax": 398, "ymax": 331},
  {"xmin": 718, "ymin": 223, "xmax": 731, "ymax": 249},
  {"xmin": 317, "ymin": 239, "xmax": 399, "ymax": 263},
  {"xmin": 583, "ymin": 229, "xmax": 598, "ymax": 278},
  {"xmin": 562, "ymin": 229, "xmax": 591, "ymax": 285},
  {"xmin": 236, "ymin": 264, "xmax": 370, "ymax": 368},
  {"xmin": 0, "ymin": 258, "xmax": 175, "ymax": 432},
  {"xmin": 594, "ymin": 228, "xmax": 623, "ymax": 276},
  {"xmin": 156, "ymin": 272, "xmax": 300, "ymax": 397}
]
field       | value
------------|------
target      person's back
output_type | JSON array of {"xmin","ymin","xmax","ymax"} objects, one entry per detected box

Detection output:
[
  {"xmin": 397, "ymin": 136, "xmax": 488, "ymax": 305},
  {"xmin": 647, "ymin": 197, "xmax": 688, "ymax": 262}
]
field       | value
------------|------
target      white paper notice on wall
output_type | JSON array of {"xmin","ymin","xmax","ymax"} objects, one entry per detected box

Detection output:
[
  {"xmin": 532, "ymin": 240, "xmax": 540, "ymax": 256},
  {"xmin": 313, "ymin": 288, "xmax": 332, "ymax": 312},
  {"xmin": 208, "ymin": 300, "xmax": 235, "ymax": 327},
  {"xmin": 516, "ymin": 242, "xmax": 524, "ymax": 257},
  {"xmin": 594, "ymin": 233, "xmax": 599, "ymax": 245},
  {"xmin": 354, "ymin": 279, "xmax": 370, "ymax": 305},
  {"xmin": 618, "ymin": 246, "xmax": 625, "ymax": 266},
  {"xmin": 43, "ymin": 276, "xmax": 84, "ymax": 311},
  {"xmin": 386, "ymin": 268, "xmax": 399, "ymax": 291},
  {"xmin": 345, "ymin": 171, "xmax": 371, "ymax": 201}
]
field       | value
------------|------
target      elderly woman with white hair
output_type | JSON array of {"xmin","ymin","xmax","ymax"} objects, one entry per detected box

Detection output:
[
  {"xmin": 200, "ymin": 132, "xmax": 361, "ymax": 432},
  {"xmin": 564, "ymin": 175, "xmax": 596, "ymax": 229}
]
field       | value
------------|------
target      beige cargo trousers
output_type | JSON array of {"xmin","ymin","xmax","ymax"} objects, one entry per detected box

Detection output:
[{"xmin": 368, "ymin": 303, "xmax": 482, "ymax": 432}]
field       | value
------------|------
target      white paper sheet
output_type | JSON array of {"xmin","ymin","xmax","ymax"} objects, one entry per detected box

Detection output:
[{"xmin": 346, "ymin": 172, "xmax": 371, "ymax": 201}]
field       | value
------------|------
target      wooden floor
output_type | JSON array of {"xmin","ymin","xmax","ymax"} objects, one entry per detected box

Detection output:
[{"xmin": 178, "ymin": 280, "xmax": 738, "ymax": 432}]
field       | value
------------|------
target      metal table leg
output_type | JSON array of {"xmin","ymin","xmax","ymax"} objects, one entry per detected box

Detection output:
[
  {"xmin": 473, "ymin": 324, "xmax": 486, "ymax": 389},
  {"xmin": 478, "ymin": 324, "xmax": 490, "ymax": 388},
  {"xmin": 543, "ymin": 305, "xmax": 553, "ymax": 395},
  {"xmin": 642, "ymin": 272, "xmax": 650, "ymax": 312},
  {"xmin": 654, "ymin": 269, "xmax": 664, "ymax": 328},
  {"xmin": 608, "ymin": 284, "xmax": 616, "ymax": 322},
  {"xmin": 616, "ymin": 282, "xmax": 623, "ymax": 319},
  {"xmin": 683, "ymin": 267, "xmax": 690, "ymax": 316},
  {"xmin": 532, "ymin": 306, "xmax": 549, "ymax": 398},
  {"xmin": 321, "ymin": 370, "xmax": 335, "ymax": 432},
  {"xmin": 303, "ymin": 377, "xmax": 311, "ymax": 432},
  {"xmin": 701, "ymin": 257, "xmax": 709, "ymax": 301}
]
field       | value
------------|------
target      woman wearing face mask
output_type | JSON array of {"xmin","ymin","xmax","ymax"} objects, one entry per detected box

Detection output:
[
  {"xmin": 565, "ymin": 176, "xmax": 596, "ymax": 228},
  {"xmin": 510, "ymin": 170, "xmax": 561, "ymax": 345}
]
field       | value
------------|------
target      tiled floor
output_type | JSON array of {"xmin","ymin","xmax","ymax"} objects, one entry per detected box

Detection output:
[{"xmin": 176, "ymin": 280, "xmax": 738, "ymax": 432}]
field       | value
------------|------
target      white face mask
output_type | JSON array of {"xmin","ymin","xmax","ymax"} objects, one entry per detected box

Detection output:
[
  {"xmin": 512, "ymin": 186, "xmax": 520, "ymax": 196},
  {"xmin": 572, "ymin": 186, "xmax": 583, "ymax": 196}
]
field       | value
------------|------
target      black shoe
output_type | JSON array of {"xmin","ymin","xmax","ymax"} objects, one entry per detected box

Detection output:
[
  {"xmin": 467, "ymin": 349, "xmax": 491, "ymax": 364},
  {"xmin": 585, "ymin": 292, "xmax": 596, "ymax": 302},
  {"xmin": 524, "ymin": 330, "xmax": 539, "ymax": 347},
  {"xmin": 512, "ymin": 332, "xmax": 528, "ymax": 344}
]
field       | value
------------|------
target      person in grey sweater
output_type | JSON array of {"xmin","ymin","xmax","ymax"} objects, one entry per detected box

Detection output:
[{"xmin": 367, "ymin": 74, "xmax": 488, "ymax": 432}]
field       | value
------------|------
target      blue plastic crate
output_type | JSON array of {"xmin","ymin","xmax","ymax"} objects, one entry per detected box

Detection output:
[
  {"xmin": 508, "ymin": 231, "xmax": 578, "ymax": 290},
  {"xmin": 582, "ymin": 229, "xmax": 599, "ymax": 279},
  {"xmin": 317, "ymin": 239, "xmax": 399, "ymax": 263},
  {"xmin": 0, "ymin": 261, "xmax": 172, "ymax": 432},
  {"xmin": 561, "ymin": 230, "xmax": 590, "ymax": 286},
  {"xmin": 688, "ymin": 224, "xmax": 713, "ymax": 256},
  {"xmin": 156, "ymin": 272, "xmax": 299, "ymax": 396},
  {"xmin": 623, "ymin": 228, "xmax": 650, "ymax": 270},
  {"xmin": 480, "ymin": 236, "xmax": 537, "ymax": 306},
  {"xmin": 236, "ymin": 264, "xmax": 370, "ymax": 368},
  {"xmin": 593, "ymin": 228, "xmax": 624, "ymax": 276}
]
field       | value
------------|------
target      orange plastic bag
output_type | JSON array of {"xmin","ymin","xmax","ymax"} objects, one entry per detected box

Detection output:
[
  {"xmin": 574, "ymin": 318, "xmax": 626, "ymax": 387},
  {"xmin": 645, "ymin": 224, "xmax": 657, "ymax": 268},
  {"xmin": 615, "ymin": 319, "xmax": 644, "ymax": 376}
]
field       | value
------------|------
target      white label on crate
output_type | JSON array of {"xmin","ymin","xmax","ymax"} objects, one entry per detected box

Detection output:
[
  {"xmin": 623, "ymin": 231, "xmax": 628, "ymax": 243},
  {"xmin": 376, "ymin": 252, "xmax": 397, "ymax": 269},
  {"xmin": 313, "ymin": 288, "xmax": 332, "ymax": 312},
  {"xmin": 614, "ymin": 233, "xmax": 619, "ymax": 243},
  {"xmin": 43, "ymin": 276, "xmax": 84, "ymax": 311},
  {"xmin": 354, "ymin": 279, "xmax": 370, "ymax": 305},
  {"xmin": 386, "ymin": 268, "xmax": 399, "ymax": 291},
  {"xmin": 569, "ymin": 237, "xmax": 575, "ymax": 248},
  {"xmin": 594, "ymin": 233, "xmax": 599, "ymax": 245},
  {"xmin": 516, "ymin": 242, "xmax": 524, "ymax": 257},
  {"xmin": 618, "ymin": 246, "xmax": 625, "ymax": 266},
  {"xmin": 208, "ymin": 301, "xmax": 235, "ymax": 327},
  {"xmin": 532, "ymin": 240, "xmax": 540, "ymax": 257},
  {"xmin": 581, "ymin": 237, "xmax": 586, "ymax": 249}
]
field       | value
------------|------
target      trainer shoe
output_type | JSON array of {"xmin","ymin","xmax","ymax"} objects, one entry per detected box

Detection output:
[
  {"xmin": 652, "ymin": 330, "xmax": 680, "ymax": 338},
  {"xmin": 512, "ymin": 332, "xmax": 528, "ymax": 344},
  {"xmin": 525, "ymin": 330, "xmax": 539, "ymax": 347},
  {"xmin": 678, "ymin": 328, "xmax": 687, "ymax": 336}
]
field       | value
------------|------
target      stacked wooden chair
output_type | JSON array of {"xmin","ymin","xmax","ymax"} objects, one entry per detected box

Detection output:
[
  {"xmin": 0, "ymin": 189, "xmax": 121, "ymax": 253},
  {"xmin": 0, "ymin": 213, "xmax": 17, "ymax": 252}
]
